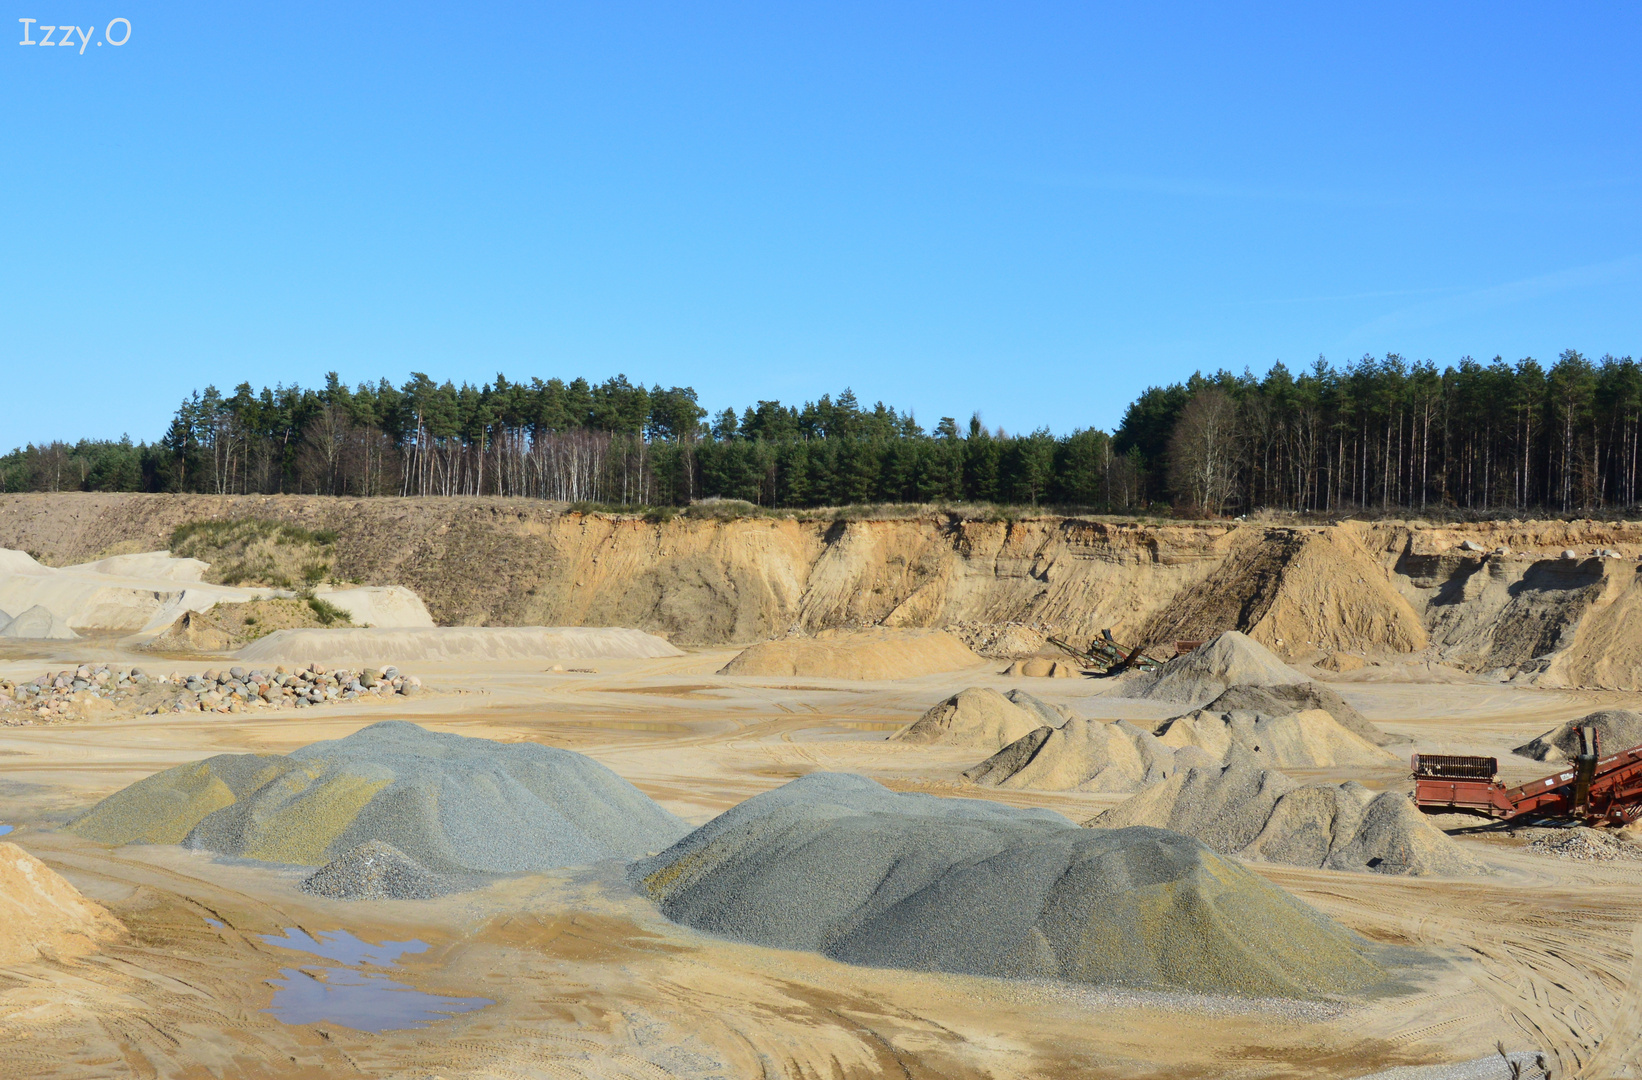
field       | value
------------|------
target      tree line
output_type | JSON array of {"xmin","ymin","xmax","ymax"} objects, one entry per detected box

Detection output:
[{"xmin": 2, "ymin": 350, "xmax": 1637, "ymax": 515}]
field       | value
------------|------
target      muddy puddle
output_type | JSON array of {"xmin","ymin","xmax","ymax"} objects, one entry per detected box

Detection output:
[{"xmin": 259, "ymin": 927, "xmax": 491, "ymax": 1031}]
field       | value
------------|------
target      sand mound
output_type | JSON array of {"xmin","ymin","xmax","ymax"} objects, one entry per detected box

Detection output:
[
  {"xmin": 1151, "ymin": 705, "xmax": 1398, "ymax": 769},
  {"xmin": 0, "ymin": 604, "xmax": 80, "ymax": 640},
  {"xmin": 1089, "ymin": 753, "xmax": 1483, "ymax": 876},
  {"xmin": 0, "ymin": 842, "xmax": 125, "ymax": 964},
  {"xmin": 308, "ymin": 585, "xmax": 434, "ymax": 628},
  {"xmin": 718, "ymin": 628, "xmax": 983, "ymax": 680},
  {"xmin": 1002, "ymin": 658, "xmax": 1079, "ymax": 678},
  {"xmin": 67, "ymin": 721, "xmax": 689, "ymax": 873},
  {"xmin": 1201, "ymin": 682, "xmax": 1403, "ymax": 746},
  {"xmin": 964, "ymin": 718, "xmax": 1185, "ymax": 792},
  {"xmin": 892, "ymin": 688, "xmax": 1069, "ymax": 750},
  {"xmin": 235, "ymin": 626, "xmax": 683, "ymax": 666},
  {"xmin": 1513, "ymin": 709, "xmax": 1642, "ymax": 762},
  {"xmin": 630, "ymin": 773, "xmax": 1389, "ymax": 998},
  {"xmin": 299, "ymin": 840, "xmax": 464, "ymax": 900},
  {"xmin": 1116, "ymin": 631, "xmax": 1307, "ymax": 705}
]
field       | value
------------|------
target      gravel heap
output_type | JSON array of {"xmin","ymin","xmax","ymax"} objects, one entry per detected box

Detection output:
[
  {"xmin": 68, "ymin": 721, "xmax": 689, "ymax": 874},
  {"xmin": 0, "ymin": 662, "xmax": 423, "ymax": 726},
  {"xmin": 631, "ymin": 772, "xmax": 1391, "ymax": 998},
  {"xmin": 1115, "ymin": 631, "xmax": 1306, "ymax": 706},
  {"xmin": 1513, "ymin": 709, "xmax": 1642, "ymax": 762},
  {"xmin": 893, "ymin": 688, "xmax": 1071, "ymax": 750},
  {"xmin": 1199, "ymin": 682, "xmax": 1403, "ymax": 747},
  {"xmin": 1150, "ymin": 704, "xmax": 1397, "ymax": 768},
  {"xmin": 964, "ymin": 717, "xmax": 1186, "ymax": 792},
  {"xmin": 1526, "ymin": 828, "xmax": 1642, "ymax": 862},
  {"xmin": 1088, "ymin": 750, "xmax": 1485, "ymax": 876},
  {"xmin": 943, "ymin": 621, "xmax": 1052, "ymax": 659},
  {"xmin": 299, "ymin": 840, "xmax": 465, "ymax": 900}
]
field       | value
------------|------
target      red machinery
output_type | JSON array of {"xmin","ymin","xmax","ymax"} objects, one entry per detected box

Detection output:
[{"xmin": 1412, "ymin": 727, "xmax": 1642, "ymax": 824}]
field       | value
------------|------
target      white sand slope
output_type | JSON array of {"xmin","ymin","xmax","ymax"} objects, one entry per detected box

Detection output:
[
  {"xmin": 0, "ymin": 547, "xmax": 276, "ymax": 635},
  {"xmin": 235, "ymin": 626, "xmax": 685, "ymax": 665},
  {"xmin": 309, "ymin": 584, "xmax": 435, "ymax": 628},
  {"xmin": 0, "ymin": 547, "xmax": 435, "ymax": 638}
]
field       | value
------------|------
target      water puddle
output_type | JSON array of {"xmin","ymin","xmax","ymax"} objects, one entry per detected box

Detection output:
[
  {"xmin": 259, "ymin": 927, "xmax": 491, "ymax": 1031},
  {"xmin": 0, "ymin": 825, "xmax": 13, "ymax": 837},
  {"xmin": 203, "ymin": 917, "xmax": 225, "ymax": 929}
]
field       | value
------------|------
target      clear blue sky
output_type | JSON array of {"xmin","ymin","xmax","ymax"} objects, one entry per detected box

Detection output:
[{"xmin": 4, "ymin": 2, "xmax": 1639, "ymax": 447}]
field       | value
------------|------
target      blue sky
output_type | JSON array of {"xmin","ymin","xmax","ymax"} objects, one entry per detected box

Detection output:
[{"xmin": 3, "ymin": 2, "xmax": 1639, "ymax": 447}]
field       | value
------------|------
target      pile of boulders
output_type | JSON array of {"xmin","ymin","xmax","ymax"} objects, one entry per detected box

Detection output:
[
  {"xmin": 168, "ymin": 664, "xmax": 421, "ymax": 714},
  {"xmin": 0, "ymin": 663, "xmax": 421, "ymax": 724},
  {"xmin": 1, "ymin": 664, "xmax": 162, "ymax": 722}
]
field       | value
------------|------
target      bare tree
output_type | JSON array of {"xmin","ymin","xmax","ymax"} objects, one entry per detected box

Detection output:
[{"xmin": 1168, "ymin": 388, "xmax": 1243, "ymax": 516}]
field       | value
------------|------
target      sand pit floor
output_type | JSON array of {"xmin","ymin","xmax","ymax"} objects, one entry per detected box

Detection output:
[{"xmin": 1, "ymin": 649, "xmax": 1639, "ymax": 1078}]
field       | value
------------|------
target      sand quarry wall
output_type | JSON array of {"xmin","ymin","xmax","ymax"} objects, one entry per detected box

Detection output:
[{"xmin": 8, "ymin": 494, "xmax": 1642, "ymax": 687}]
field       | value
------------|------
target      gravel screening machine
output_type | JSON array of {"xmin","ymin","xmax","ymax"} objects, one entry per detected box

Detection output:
[{"xmin": 1413, "ymin": 727, "xmax": 1642, "ymax": 824}]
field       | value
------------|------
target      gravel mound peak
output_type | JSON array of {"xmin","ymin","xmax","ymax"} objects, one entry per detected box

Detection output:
[
  {"xmin": 1116, "ymin": 631, "xmax": 1306, "ymax": 706},
  {"xmin": 1089, "ymin": 750, "xmax": 1485, "ymax": 876},
  {"xmin": 894, "ymin": 687, "xmax": 1071, "ymax": 750},
  {"xmin": 1513, "ymin": 709, "xmax": 1642, "ymax": 762},
  {"xmin": 964, "ymin": 717, "xmax": 1183, "ymax": 792},
  {"xmin": 1151, "ymin": 704, "xmax": 1397, "ymax": 769},
  {"xmin": 299, "ymin": 840, "xmax": 462, "ymax": 900},
  {"xmin": 1199, "ymin": 682, "xmax": 1403, "ymax": 747},
  {"xmin": 68, "ymin": 721, "xmax": 690, "ymax": 875},
  {"xmin": 631, "ymin": 772, "xmax": 1391, "ymax": 998}
]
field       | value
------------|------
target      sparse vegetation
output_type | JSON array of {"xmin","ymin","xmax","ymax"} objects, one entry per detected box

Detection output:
[
  {"xmin": 169, "ymin": 518, "xmax": 340, "ymax": 588},
  {"xmin": 306, "ymin": 597, "xmax": 351, "ymax": 626}
]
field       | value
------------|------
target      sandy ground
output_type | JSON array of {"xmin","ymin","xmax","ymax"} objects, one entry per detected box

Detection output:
[{"xmin": 1, "ymin": 646, "xmax": 1639, "ymax": 1079}]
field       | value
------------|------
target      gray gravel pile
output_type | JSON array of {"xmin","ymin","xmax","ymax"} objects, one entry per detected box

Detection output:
[
  {"xmin": 299, "ymin": 840, "xmax": 465, "ymax": 900},
  {"xmin": 70, "ymin": 721, "xmax": 690, "ymax": 874},
  {"xmin": 1115, "ymin": 631, "xmax": 1306, "ymax": 706},
  {"xmin": 0, "ymin": 604, "xmax": 79, "ymax": 640},
  {"xmin": 1089, "ymin": 750, "xmax": 1486, "ymax": 876},
  {"xmin": 631, "ymin": 772, "xmax": 1391, "ymax": 998},
  {"xmin": 1513, "ymin": 708, "xmax": 1642, "ymax": 761},
  {"xmin": 1199, "ymin": 682, "xmax": 1403, "ymax": 746}
]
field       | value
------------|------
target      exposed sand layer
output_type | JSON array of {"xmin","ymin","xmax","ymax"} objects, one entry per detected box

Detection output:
[
  {"xmin": 1089, "ymin": 752, "xmax": 1485, "ymax": 877},
  {"xmin": 236, "ymin": 625, "xmax": 684, "ymax": 665},
  {"xmin": 1115, "ymin": 631, "xmax": 1308, "ymax": 705},
  {"xmin": 67, "ymin": 721, "xmax": 690, "ymax": 872},
  {"xmin": 10, "ymin": 495, "xmax": 1642, "ymax": 689},
  {"xmin": 1513, "ymin": 708, "xmax": 1642, "ymax": 761},
  {"xmin": 0, "ymin": 841, "xmax": 124, "ymax": 964},
  {"xmin": 632, "ymin": 772, "xmax": 1390, "ymax": 998},
  {"xmin": 892, "ymin": 687, "xmax": 1070, "ymax": 749},
  {"xmin": 719, "ymin": 627, "xmax": 983, "ymax": 679}
]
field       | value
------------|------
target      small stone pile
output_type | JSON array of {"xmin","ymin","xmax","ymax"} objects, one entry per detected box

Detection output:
[
  {"xmin": 1526, "ymin": 828, "xmax": 1642, "ymax": 863},
  {"xmin": 165, "ymin": 664, "xmax": 422, "ymax": 714},
  {"xmin": 0, "ymin": 665, "xmax": 164, "ymax": 724},
  {"xmin": 0, "ymin": 663, "xmax": 421, "ymax": 725},
  {"xmin": 943, "ymin": 620, "xmax": 1053, "ymax": 659}
]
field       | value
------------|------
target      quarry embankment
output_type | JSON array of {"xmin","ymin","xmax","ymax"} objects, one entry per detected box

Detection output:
[{"xmin": 6, "ymin": 493, "xmax": 1642, "ymax": 689}]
